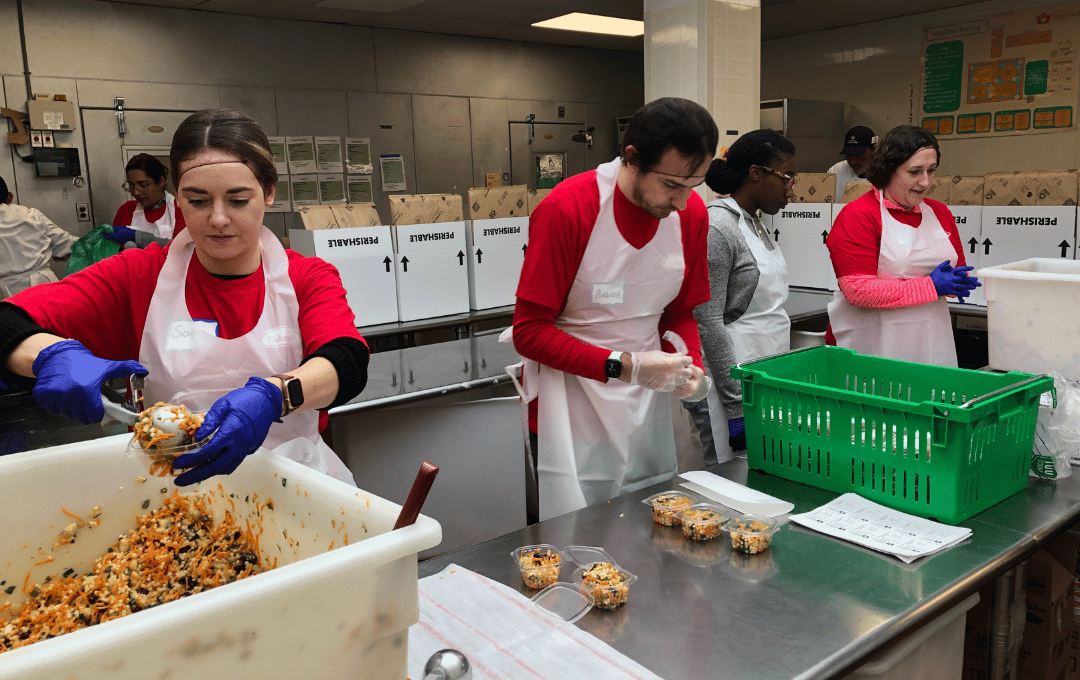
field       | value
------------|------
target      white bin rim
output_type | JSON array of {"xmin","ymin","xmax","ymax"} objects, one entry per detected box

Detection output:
[
  {"xmin": 979, "ymin": 258, "xmax": 1080, "ymax": 283},
  {"xmin": 855, "ymin": 592, "xmax": 980, "ymax": 675}
]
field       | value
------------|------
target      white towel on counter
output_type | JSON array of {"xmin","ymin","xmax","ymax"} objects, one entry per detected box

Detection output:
[{"xmin": 408, "ymin": 564, "xmax": 664, "ymax": 680}]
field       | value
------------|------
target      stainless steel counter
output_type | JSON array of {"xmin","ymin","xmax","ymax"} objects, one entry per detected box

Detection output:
[{"xmin": 418, "ymin": 459, "xmax": 1078, "ymax": 680}]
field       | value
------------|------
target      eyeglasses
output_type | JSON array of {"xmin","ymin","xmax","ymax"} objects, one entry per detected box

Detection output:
[
  {"xmin": 753, "ymin": 165, "xmax": 797, "ymax": 188},
  {"xmin": 121, "ymin": 179, "xmax": 156, "ymax": 193}
]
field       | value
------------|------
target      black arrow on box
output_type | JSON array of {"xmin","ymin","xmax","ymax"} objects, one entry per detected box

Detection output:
[
  {"xmin": 1060, "ymin": 240, "xmax": 1071, "ymax": 257},
  {"xmin": 773, "ymin": 229, "xmax": 780, "ymax": 242},
  {"xmin": 383, "ymin": 256, "xmax": 392, "ymax": 272},
  {"xmin": 401, "ymin": 255, "xmax": 409, "ymax": 272},
  {"xmin": 522, "ymin": 244, "xmax": 527, "ymax": 254},
  {"xmin": 474, "ymin": 249, "xmax": 482, "ymax": 264},
  {"xmin": 821, "ymin": 230, "xmax": 829, "ymax": 245},
  {"xmin": 457, "ymin": 250, "xmax": 465, "ymax": 265},
  {"xmin": 968, "ymin": 237, "xmax": 978, "ymax": 254},
  {"xmin": 982, "ymin": 238, "xmax": 992, "ymax": 255}
]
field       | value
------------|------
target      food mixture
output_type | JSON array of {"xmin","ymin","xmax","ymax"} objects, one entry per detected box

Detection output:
[
  {"xmin": 0, "ymin": 491, "xmax": 265, "ymax": 652},
  {"xmin": 580, "ymin": 562, "xmax": 630, "ymax": 610},
  {"xmin": 729, "ymin": 519, "xmax": 773, "ymax": 554},
  {"xmin": 680, "ymin": 508, "xmax": 723, "ymax": 541},
  {"xmin": 517, "ymin": 548, "xmax": 561, "ymax": 589},
  {"xmin": 133, "ymin": 402, "xmax": 205, "ymax": 477},
  {"xmin": 651, "ymin": 494, "xmax": 693, "ymax": 526}
]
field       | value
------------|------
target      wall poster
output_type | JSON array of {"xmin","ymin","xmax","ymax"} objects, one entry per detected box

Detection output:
[{"xmin": 922, "ymin": 4, "xmax": 1080, "ymax": 138}]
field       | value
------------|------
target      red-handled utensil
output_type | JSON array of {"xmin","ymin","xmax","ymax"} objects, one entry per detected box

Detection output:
[{"xmin": 394, "ymin": 461, "xmax": 439, "ymax": 530}]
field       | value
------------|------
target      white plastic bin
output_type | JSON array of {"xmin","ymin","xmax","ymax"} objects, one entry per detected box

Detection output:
[
  {"xmin": 980, "ymin": 258, "xmax": 1080, "ymax": 380},
  {"xmin": 849, "ymin": 593, "xmax": 980, "ymax": 679},
  {"xmin": 0, "ymin": 434, "xmax": 441, "ymax": 679}
]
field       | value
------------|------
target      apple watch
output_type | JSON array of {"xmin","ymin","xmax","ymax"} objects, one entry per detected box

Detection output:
[
  {"xmin": 604, "ymin": 351, "xmax": 624, "ymax": 380},
  {"xmin": 271, "ymin": 373, "xmax": 304, "ymax": 417}
]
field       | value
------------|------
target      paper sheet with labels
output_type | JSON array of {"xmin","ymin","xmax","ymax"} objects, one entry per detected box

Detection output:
[{"xmin": 788, "ymin": 493, "xmax": 972, "ymax": 563}]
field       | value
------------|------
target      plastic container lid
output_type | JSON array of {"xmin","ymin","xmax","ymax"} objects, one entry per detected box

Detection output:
[
  {"xmin": 564, "ymin": 545, "xmax": 621, "ymax": 570},
  {"xmin": 511, "ymin": 544, "xmax": 564, "ymax": 590},
  {"xmin": 530, "ymin": 582, "xmax": 594, "ymax": 623},
  {"xmin": 642, "ymin": 491, "xmax": 695, "ymax": 526}
]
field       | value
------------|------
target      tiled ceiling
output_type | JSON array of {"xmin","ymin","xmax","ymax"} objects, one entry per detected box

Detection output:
[{"xmin": 102, "ymin": 0, "xmax": 991, "ymax": 52}]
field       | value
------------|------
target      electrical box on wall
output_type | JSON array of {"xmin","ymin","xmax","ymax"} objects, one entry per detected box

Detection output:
[
  {"xmin": 27, "ymin": 99, "xmax": 76, "ymax": 131},
  {"xmin": 34, "ymin": 148, "xmax": 80, "ymax": 177}
]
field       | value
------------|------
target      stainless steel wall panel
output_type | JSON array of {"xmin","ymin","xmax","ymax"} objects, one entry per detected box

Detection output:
[
  {"xmin": 411, "ymin": 95, "xmax": 472, "ymax": 196},
  {"xmin": 346, "ymin": 92, "xmax": 416, "ymax": 226},
  {"xmin": 469, "ymin": 98, "xmax": 510, "ymax": 189},
  {"xmin": 220, "ymin": 87, "xmax": 278, "ymax": 135},
  {"xmin": 274, "ymin": 89, "xmax": 349, "ymax": 137},
  {"xmin": 507, "ymin": 100, "xmax": 585, "ymax": 124},
  {"xmin": 75, "ymin": 80, "xmax": 220, "ymax": 111}
]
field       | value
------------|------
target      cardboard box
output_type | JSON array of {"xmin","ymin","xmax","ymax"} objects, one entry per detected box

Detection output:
[
  {"xmin": 963, "ymin": 581, "xmax": 994, "ymax": 680},
  {"xmin": 468, "ymin": 185, "xmax": 528, "ymax": 219},
  {"xmin": 288, "ymin": 226, "xmax": 399, "ymax": 326},
  {"xmin": 840, "ymin": 181, "xmax": 873, "ymax": 203},
  {"xmin": 466, "ymin": 216, "xmax": 528, "ymax": 310},
  {"xmin": 1020, "ymin": 532, "xmax": 1080, "ymax": 680},
  {"xmin": 951, "ymin": 176, "xmax": 986, "ymax": 206},
  {"xmin": 297, "ymin": 205, "xmax": 339, "ymax": 230},
  {"xmin": 330, "ymin": 203, "xmax": 381, "ymax": 228},
  {"xmin": 790, "ymin": 173, "xmax": 836, "ymax": 203},
  {"xmin": 393, "ymin": 221, "xmax": 470, "ymax": 321},
  {"xmin": 984, "ymin": 171, "xmax": 1036, "ymax": 206},
  {"xmin": 1033, "ymin": 172, "xmax": 1079, "ymax": 206},
  {"xmin": 527, "ymin": 188, "xmax": 553, "ymax": 214},
  {"xmin": 1067, "ymin": 625, "xmax": 1078, "ymax": 680},
  {"xmin": 390, "ymin": 194, "xmax": 465, "ymax": 225},
  {"xmin": 927, "ymin": 175, "xmax": 953, "ymax": 202}
]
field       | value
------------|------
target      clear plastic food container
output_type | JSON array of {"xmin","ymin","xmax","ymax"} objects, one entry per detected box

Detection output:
[
  {"xmin": 511, "ymin": 544, "xmax": 563, "ymax": 590},
  {"xmin": 572, "ymin": 562, "xmax": 637, "ymax": 610},
  {"xmin": 677, "ymin": 503, "xmax": 727, "ymax": 541},
  {"xmin": 125, "ymin": 403, "xmax": 209, "ymax": 478},
  {"xmin": 643, "ymin": 491, "xmax": 694, "ymax": 526},
  {"xmin": 724, "ymin": 514, "xmax": 779, "ymax": 554}
]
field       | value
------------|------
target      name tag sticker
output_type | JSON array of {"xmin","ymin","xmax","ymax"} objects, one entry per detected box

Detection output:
[
  {"xmin": 164, "ymin": 320, "xmax": 212, "ymax": 351},
  {"xmin": 592, "ymin": 281, "xmax": 625, "ymax": 305}
]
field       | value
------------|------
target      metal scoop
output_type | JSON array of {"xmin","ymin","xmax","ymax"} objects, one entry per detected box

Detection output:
[
  {"xmin": 423, "ymin": 649, "xmax": 471, "ymax": 680},
  {"xmin": 100, "ymin": 385, "xmax": 139, "ymax": 426}
]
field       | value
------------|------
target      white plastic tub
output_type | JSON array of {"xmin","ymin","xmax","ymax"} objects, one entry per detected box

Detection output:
[
  {"xmin": 980, "ymin": 258, "xmax": 1080, "ymax": 380},
  {"xmin": 849, "ymin": 593, "xmax": 979, "ymax": 679},
  {"xmin": 0, "ymin": 434, "xmax": 440, "ymax": 679}
]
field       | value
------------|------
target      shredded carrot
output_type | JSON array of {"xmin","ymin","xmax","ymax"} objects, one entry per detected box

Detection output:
[
  {"xmin": 328, "ymin": 540, "xmax": 335, "ymax": 550},
  {"xmin": 32, "ymin": 557, "xmax": 53, "ymax": 567},
  {"xmin": 21, "ymin": 572, "xmax": 30, "ymax": 594},
  {"xmin": 60, "ymin": 508, "xmax": 82, "ymax": 521}
]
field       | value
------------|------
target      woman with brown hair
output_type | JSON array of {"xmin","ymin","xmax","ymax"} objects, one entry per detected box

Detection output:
[
  {"xmin": 0, "ymin": 109, "xmax": 368, "ymax": 486},
  {"xmin": 106, "ymin": 153, "xmax": 186, "ymax": 247}
]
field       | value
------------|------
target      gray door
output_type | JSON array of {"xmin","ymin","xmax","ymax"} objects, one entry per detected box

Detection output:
[
  {"xmin": 509, "ymin": 122, "xmax": 589, "ymax": 190},
  {"xmin": 81, "ymin": 109, "xmax": 195, "ymax": 227}
]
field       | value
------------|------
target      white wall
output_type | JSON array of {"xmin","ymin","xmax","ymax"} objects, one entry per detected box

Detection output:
[
  {"xmin": 761, "ymin": 0, "xmax": 1080, "ymax": 175},
  {"xmin": 0, "ymin": 0, "xmax": 644, "ymax": 236}
]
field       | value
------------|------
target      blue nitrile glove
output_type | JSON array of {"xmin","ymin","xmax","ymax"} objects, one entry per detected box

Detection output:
[
  {"xmin": 172, "ymin": 376, "xmax": 282, "ymax": 487},
  {"xmin": 103, "ymin": 225, "xmax": 137, "ymax": 244},
  {"xmin": 31, "ymin": 340, "xmax": 148, "ymax": 424},
  {"xmin": 929, "ymin": 261, "xmax": 980, "ymax": 299},
  {"xmin": 728, "ymin": 416, "xmax": 746, "ymax": 453}
]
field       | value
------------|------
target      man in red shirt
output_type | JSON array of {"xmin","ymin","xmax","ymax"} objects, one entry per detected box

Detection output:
[{"xmin": 510, "ymin": 97, "xmax": 717, "ymax": 521}]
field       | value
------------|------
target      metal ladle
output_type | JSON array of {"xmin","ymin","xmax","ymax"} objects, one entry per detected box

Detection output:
[{"xmin": 423, "ymin": 648, "xmax": 471, "ymax": 680}]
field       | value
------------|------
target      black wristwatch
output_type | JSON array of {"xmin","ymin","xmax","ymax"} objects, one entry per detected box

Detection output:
[
  {"xmin": 604, "ymin": 351, "xmax": 623, "ymax": 380},
  {"xmin": 272, "ymin": 373, "xmax": 305, "ymax": 417}
]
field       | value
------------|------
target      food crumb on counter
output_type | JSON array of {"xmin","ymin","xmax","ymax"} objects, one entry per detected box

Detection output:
[{"xmin": 135, "ymin": 477, "xmax": 146, "ymax": 483}]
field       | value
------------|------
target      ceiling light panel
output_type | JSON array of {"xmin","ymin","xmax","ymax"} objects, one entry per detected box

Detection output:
[{"xmin": 532, "ymin": 12, "xmax": 644, "ymax": 37}]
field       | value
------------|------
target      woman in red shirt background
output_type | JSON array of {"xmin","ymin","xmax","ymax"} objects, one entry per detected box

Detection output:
[{"xmin": 105, "ymin": 154, "xmax": 186, "ymax": 248}]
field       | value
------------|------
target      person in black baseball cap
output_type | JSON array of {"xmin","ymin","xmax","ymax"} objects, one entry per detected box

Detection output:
[{"xmin": 828, "ymin": 125, "xmax": 877, "ymax": 189}]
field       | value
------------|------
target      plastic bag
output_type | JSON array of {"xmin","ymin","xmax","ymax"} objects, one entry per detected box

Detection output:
[
  {"xmin": 1031, "ymin": 373, "xmax": 1080, "ymax": 480},
  {"xmin": 63, "ymin": 224, "xmax": 121, "ymax": 276}
]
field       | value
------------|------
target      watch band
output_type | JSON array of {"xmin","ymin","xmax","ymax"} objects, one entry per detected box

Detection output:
[
  {"xmin": 604, "ymin": 351, "xmax": 623, "ymax": 380},
  {"xmin": 271, "ymin": 373, "xmax": 303, "ymax": 417}
]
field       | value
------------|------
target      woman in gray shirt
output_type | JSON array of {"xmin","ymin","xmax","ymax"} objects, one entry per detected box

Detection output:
[{"xmin": 686, "ymin": 130, "xmax": 796, "ymax": 462}]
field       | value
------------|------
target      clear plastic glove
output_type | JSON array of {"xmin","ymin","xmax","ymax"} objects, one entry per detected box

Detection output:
[
  {"xmin": 629, "ymin": 350, "xmax": 692, "ymax": 393},
  {"xmin": 728, "ymin": 416, "xmax": 747, "ymax": 452},
  {"xmin": 172, "ymin": 376, "xmax": 281, "ymax": 487},
  {"xmin": 31, "ymin": 339, "xmax": 148, "ymax": 424},
  {"xmin": 929, "ymin": 261, "xmax": 981, "ymax": 300},
  {"xmin": 103, "ymin": 225, "xmax": 137, "ymax": 244},
  {"xmin": 674, "ymin": 365, "xmax": 711, "ymax": 402}
]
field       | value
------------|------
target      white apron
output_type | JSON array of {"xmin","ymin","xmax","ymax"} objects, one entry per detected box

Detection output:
[
  {"xmin": 0, "ymin": 268, "xmax": 57, "ymax": 298},
  {"xmin": 129, "ymin": 193, "xmax": 177, "ymax": 240},
  {"xmin": 504, "ymin": 158, "xmax": 685, "ymax": 521},
  {"xmin": 719, "ymin": 197, "xmax": 790, "ymax": 363},
  {"xmin": 827, "ymin": 190, "xmax": 957, "ymax": 367},
  {"xmin": 138, "ymin": 226, "xmax": 355, "ymax": 485}
]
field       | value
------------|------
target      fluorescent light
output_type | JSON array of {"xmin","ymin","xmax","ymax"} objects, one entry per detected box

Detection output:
[{"xmin": 532, "ymin": 13, "xmax": 644, "ymax": 37}]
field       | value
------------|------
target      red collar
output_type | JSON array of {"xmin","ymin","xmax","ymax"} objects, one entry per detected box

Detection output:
[{"xmin": 873, "ymin": 187, "xmax": 922, "ymax": 214}]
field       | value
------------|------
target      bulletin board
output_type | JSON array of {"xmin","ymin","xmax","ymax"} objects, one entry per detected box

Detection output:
[{"xmin": 922, "ymin": 3, "xmax": 1080, "ymax": 138}]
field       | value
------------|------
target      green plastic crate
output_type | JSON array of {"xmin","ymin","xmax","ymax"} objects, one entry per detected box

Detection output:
[{"xmin": 730, "ymin": 346, "xmax": 1055, "ymax": 524}]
